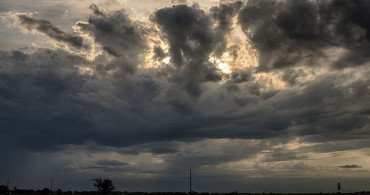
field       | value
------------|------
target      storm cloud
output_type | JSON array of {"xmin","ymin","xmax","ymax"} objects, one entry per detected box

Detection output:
[
  {"xmin": 238, "ymin": 0, "xmax": 370, "ymax": 70},
  {"xmin": 76, "ymin": 4, "xmax": 147, "ymax": 75},
  {"xmin": 0, "ymin": 0, "xmax": 370, "ymax": 192}
]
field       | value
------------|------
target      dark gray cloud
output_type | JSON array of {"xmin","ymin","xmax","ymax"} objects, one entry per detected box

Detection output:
[
  {"xmin": 1, "ymin": 1, "xmax": 370, "ymax": 192},
  {"xmin": 0, "ymin": 2, "xmax": 368, "ymax": 155},
  {"xmin": 152, "ymin": 4, "xmax": 238, "ymax": 97},
  {"xmin": 95, "ymin": 160, "xmax": 128, "ymax": 167},
  {"xmin": 76, "ymin": 4, "xmax": 147, "ymax": 75},
  {"xmin": 118, "ymin": 142, "xmax": 179, "ymax": 155},
  {"xmin": 17, "ymin": 15, "xmax": 84, "ymax": 49},
  {"xmin": 261, "ymin": 149, "xmax": 308, "ymax": 162},
  {"xmin": 340, "ymin": 164, "xmax": 362, "ymax": 169},
  {"xmin": 0, "ymin": 49, "xmax": 93, "ymax": 151},
  {"xmin": 238, "ymin": 0, "xmax": 370, "ymax": 71},
  {"xmin": 210, "ymin": 1, "xmax": 243, "ymax": 56},
  {"xmin": 153, "ymin": 46, "xmax": 166, "ymax": 60},
  {"xmin": 282, "ymin": 68, "xmax": 305, "ymax": 86}
]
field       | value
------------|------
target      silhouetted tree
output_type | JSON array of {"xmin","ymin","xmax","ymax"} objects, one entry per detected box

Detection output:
[
  {"xmin": 56, "ymin": 189, "xmax": 63, "ymax": 194},
  {"xmin": 41, "ymin": 188, "xmax": 51, "ymax": 194},
  {"xmin": 0, "ymin": 185, "xmax": 9, "ymax": 194},
  {"xmin": 93, "ymin": 178, "xmax": 115, "ymax": 195}
]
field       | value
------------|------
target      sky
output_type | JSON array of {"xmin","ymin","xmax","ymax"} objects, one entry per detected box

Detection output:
[{"xmin": 0, "ymin": 0, "xmax": 370, "ymax": 193}]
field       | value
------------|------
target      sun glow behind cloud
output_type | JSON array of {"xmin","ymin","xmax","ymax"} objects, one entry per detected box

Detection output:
[
  {"xmin": 138, "ymin": 13, "xmax": 290, "ymax": 92},
  {"xmin": 72, "ymin": 21, "xmax": 103, "ymax": 61},
  {"xmin": 1, "ymin": 3, "xmax": 287, "ymax": 92},
  {"xmin": 219, "ymin": 16, "xmax": 259, "ymax": 71},
  {"xmin": 1, "ymin": 0, "xmax": 370, "ymax": 192},
  {"xmin": 140, "ymin": 13, "xmax": 281, "ymax": 89},
  {"xmin": 143, "ymin": 14, "xmax": 260, "ymax": 71},
  {"xmin": 142, "ymin": 25, "xmax": 171, "ymax": 69}
]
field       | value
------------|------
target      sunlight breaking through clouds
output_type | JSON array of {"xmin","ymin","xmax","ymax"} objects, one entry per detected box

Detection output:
[{"xmin": 0, "ymin": 0, "xmax": 370, "ymax": 192}]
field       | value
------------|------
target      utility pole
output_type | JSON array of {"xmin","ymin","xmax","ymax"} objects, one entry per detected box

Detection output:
[
  {"xmin": 337, "ymin": 183, "xmax": 341, "ymax": 193},
  {"xmin": 51, "ymin": 179, "xmax": 53, "ymax": 192},
  {"xmin": 7, "ymin": 179, "xmax": 9, "ymax": 189},
  {"xmin": 189, "ymin": 169, "xmax": 192, "ymax": 194}
]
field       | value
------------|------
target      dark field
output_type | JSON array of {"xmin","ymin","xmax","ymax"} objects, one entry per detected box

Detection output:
[{"xmin": 2, "ymin": 190, "xmax": 370, "ymax": 195}]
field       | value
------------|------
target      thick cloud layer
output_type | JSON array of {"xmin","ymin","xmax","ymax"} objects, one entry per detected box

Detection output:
[
  {"xmin": 76, "ymin": 4, "xmax": 147, "ymax": 75},
  {"xmin": 0, "ymin": 0, "xmax": 370, "ymax": 192},
  {"xmin": 150, "ymin": 2, "xmax": 244, "ymax": 97},
  {"xmin": 152, "ymin": 4, "xmax": 221, "ymax": 96},
  {"xmin": 238, "ymin": 0, "xmax": 370, "ymax": 70}
]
